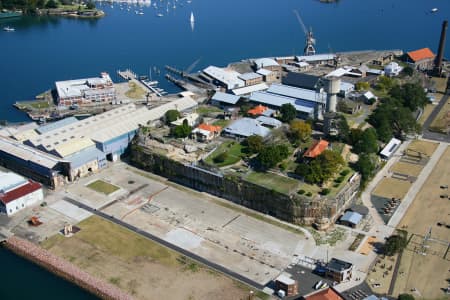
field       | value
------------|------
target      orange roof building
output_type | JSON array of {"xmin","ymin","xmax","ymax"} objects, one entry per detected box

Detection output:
[
  {"xmin": 197, "ymin": 123, "xmax": 222, "ymax": 133},
  {"xmin": 304, "ymin": 139, "xmax": 329, "ymax": 158},
  {"xmin": 302, "ymin": 287, "xmax": 344, "ymax": 300},
  {"xmin": 406, "ymin": 48, "xmax": 435, "ymax": 70},
  {"xmin": 247, "ymin": 105, "xmax": 268, "ymax": 116}
]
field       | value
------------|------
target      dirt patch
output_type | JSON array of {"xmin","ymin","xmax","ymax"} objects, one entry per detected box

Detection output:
[
  {"xmin": 372, "ymin": 178, "xmax": 412, "ymax": 200},
  {"xmin": 389, "ymin": 162, "xmax": 423, "ymax": 177},
  {"xmin": 392, "ymin": 146, "xmax": 450, "ymax": 299},
  {"xmin": 41, "ymin": 216, "xmax": 258, "ymax": 300},
  {"xmin": 406, "ymin": 140, "xmax": 439, "ymax": 158}
]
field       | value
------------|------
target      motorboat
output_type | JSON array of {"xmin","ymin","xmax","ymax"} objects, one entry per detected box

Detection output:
[
  {"xmin": 3, "ymin": 26, "xmax": 15, "ymax": 32},
  {"xmin": 431, "ymin": 8, "xmax": 438, "ymax": 13},
  {"xmin": 157, "ymin": 13, "xmax": 163, "ymax": 17},
  {"xmin": 190, "ymin": 11, "xmax": 194, "ymax": 23}
]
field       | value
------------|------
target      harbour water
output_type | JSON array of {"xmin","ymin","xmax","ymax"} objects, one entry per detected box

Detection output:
[
  {"xmin": 1, "ymin": 0, "xmax": 449, "ymax": 122},
  {"xmin": 0, "ymin": 0, "xmax": 449, "ymax": 298},
  {"xmin": 0, "ymin": 247, "xmax": 97, "ymax": 299}
]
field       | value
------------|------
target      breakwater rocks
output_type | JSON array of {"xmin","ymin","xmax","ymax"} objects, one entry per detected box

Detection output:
[{"xmin": 3, "ymin": 236, "xmax": 132, "ymax": 300}]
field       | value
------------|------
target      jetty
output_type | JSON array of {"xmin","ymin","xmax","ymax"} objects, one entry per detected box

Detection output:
[{"xmin": 117, "ymin": 69, "xmax": 137, "ymax": 80}]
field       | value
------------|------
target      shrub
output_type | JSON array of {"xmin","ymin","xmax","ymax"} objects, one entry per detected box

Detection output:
[
  {"xmin": 213, "ymin": 152, "xmax": 228, "ymax": 163},
  {"xmin": 306, "ymin": 192, "xmax": 312, "ymax": 197},
  {"xmin": 320, "ymin": 188, "xmax": 330, "ymax": 195},
  {"xmin": 335, "ymin": 176, "xmax": 345, "ymax": 183},
  {"xmin": 298, "ymin": 189, "xmax": 305, "ymax": 195},
  {"xmin": 340, "ymin": 169, "xmax": 350, "ymax": 176}
]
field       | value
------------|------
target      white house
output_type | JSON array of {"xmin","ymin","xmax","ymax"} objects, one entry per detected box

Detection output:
[
  {"xmin": 0, "ymin": 171, "xmax": 43, "ymax": 216},
  {"xmin": 384, "ymin": 62, "xmax": 403, "ymax": 77}
]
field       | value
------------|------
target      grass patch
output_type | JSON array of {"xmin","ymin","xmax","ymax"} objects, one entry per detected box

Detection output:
[
  {"xmin": 196, "ymin": 105, "xmax": 223, "ymax": 115},
  {"xmin": 349, "ymin": 233, "xmax": 365, "ymax": 251},
  {"xmin": 41, "ymin": 216, "xmax": 180, "ymax": 266},
  {"xmin": 429, "ymin": 99, "xmax": 450, "ymax": 133},
  {"xmin": 245, "ymin": 171, "xmax": 300, "ymax": 195},
  {"xmin": 212, "ymin": 119, "xmax": 230, "ymax": 128},
  {"xmin": 109, "ymin": 276, "xmax": 121, "ymax": 286},
  {"xmin": 87, "ymin": 180, "xmax": 120, "ymax": 195},
  {"xmin": 204, "ymin": 141, "xmax": 245, "ymax": 167},
  {"xmin": 125, "ymin": 81, "xmax": 146, "ymax": 99},
  {"xmin": 310, "ymin": 227, "xmax": 347, "ymax": 246}
]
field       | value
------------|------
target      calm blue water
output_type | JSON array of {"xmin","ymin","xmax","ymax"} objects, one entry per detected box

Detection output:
[
  {"xmin": 1, "ymin": 0, "xmax": 449, "ymax": 122},
  {"xmin": 0, "ymin": 247, "xmax": 97, "ymax": 299}
]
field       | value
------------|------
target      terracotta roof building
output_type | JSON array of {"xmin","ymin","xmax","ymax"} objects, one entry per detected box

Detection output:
[
  {"xmin": 247, "ymin": 105, "xmax": 268, "ymax": 116},
  {"xmin": 406, "ymin": 48, "xmax": 435, "ymax": 70},
  {"xmin": 302, "ymin": 287, "xmax": 344, "ymax": 300},
  {"xmin": 304, "ymin": 140, "xmax": 329, "ymax": 158},
  {"xmin": 192, "ymin": 123, "xmax": 222, "ymax": 142}
]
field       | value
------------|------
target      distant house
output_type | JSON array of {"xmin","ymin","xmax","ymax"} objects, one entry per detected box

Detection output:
[
  {"xmin": 406, "ymin": 48, "xmax": 435, "ymax": 70},
  {"xmin": 210, "ymin": 91, "xmax": 240, "ymax": 107},
  {"xmin": 304, "ymin": 140, "xmax": 329, "ymax": 158},
  {"xmin": 231, "ymin": 83, "xmax": 269, "ymax": 97},
  {"xmin": 339, "ymin": 81, "xmax": 355, "ymax": 97},
  {"xmin": 274, "ymin": 273, "xmax": 298, "ymax": 297},
  {"xmin": 296, "ymin": 54, "xmax": 336, "ymax": 65},
  {"xmin": 361, "ymin": 91, "xmax": 378, "ymax": 104},
  {"xmin": 339, "ymin": 211, "xmax": 363, "ymax": 228},
  {"xmin": 384, "ymin": 62, "xmax": 403, "ymax": 77},
  {"xmin": 247, "ymin": 105, "xmax": 268, "ymax": 116},
  {"xmin": 252, "ymin": 58, "xmax": 281, "ymax": 78},
  {"xmin": 326, "ymin": 258, "xmax": 353, "ymax": 283},
  {"xmin": 256, "ymin": 68, "xmax": 277, "ymax": 83},
  {"xmin": 238, "ymin": 72, "xmax": 263, "ymax": 86},
  {"xmin": 170, "ymin": 113, "xmax": 199, "ymax": 127},
  {"xmin": 192, "ymin": 123, "xmax": 222, "ymax": 142},
  {"xmin": 380, "ymin": 137, "xmax": 401, "ymax": 159},
  {"xmin": 223, "ymin": 118, "xmax": 271, "ymax": 139}
]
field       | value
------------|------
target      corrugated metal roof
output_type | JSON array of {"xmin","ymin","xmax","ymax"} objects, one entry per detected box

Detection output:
[
  {"xmin": 0, "ymin": 171, "xmax": 28, "ymax": 193},
  {"xmin": 0, "ymin": 136, "xmax": 61, "ymax": 169},
  {"xmin": 341, "ymin": 211, "xmax": 362, "ymax": 225},
  {"xmin": 231, "ymin": 83, "xmax": 269, "ymax": 96},
  {"xmin": 203, "ymin": 66, "xmax": 245, "ymax": 89},
  {"xmin": 36, "ymin": 117, "xmax": 79, "ymax": 134},
  {"xmin": 12, "ymin": 129, "xmax": 40, "ymax": 142},
  {"xmin": 238, "ymin": 72, "xmax": 262, "ymax": 81},
  {"xmin": 267, "ymin": 83, "xmax": 326, "ymax": 104},
  {"xmin": 255, "ymin": 116, "xmax": 282, "ymax": 128},
  {"xmin": 250, "ymin": 91, "xmax": 315, "ymax": 114},
  {"xmin": 224, "ymin": 118, "xmax": 270, "ymax": 137},
  {"xmin": 380, "ymin": 138, "xmax": 401, "ymax": 158},
  {"xmin": 253, "ymin": 58, "xmax": 279, "ymax": 69},
  {"xmin": 0, "ymin": 180, "xmax": 42, "ymax": 205},
  {"xmin": 296, "ymin": 54, "xmax": 336, "ymax": 62},
  {"xmin": 65, "ymin": 146, "xmax": 105, "ymax": 169},
  {"xmin": 212, "ymin": 92, "xmax": 240, "ymax": 105},
  {"xmin": 54, "ymin": 137, "xmax": 95, "ymax": 158},
  {"xmin": 256, "ymin": 68, "xmax": 272, "ymax": 76}
]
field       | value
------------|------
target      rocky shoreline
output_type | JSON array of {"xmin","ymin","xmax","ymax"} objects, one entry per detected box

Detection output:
[{"xmin": 3, "ymin": 236, "xmax": 132, "ymax": 300}]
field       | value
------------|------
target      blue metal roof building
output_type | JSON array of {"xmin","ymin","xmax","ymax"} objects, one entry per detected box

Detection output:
[
  {"xmin": 211, "ymin": 91, "xmax": 240, "ymax": 106},
  {"xmin": 267, "ymin": 83, "xmax": 326, "ymax": 104},
  {"xmin": 340, "ymin": 211, "xmax": 363, "ymax": 227},
  {"xmin": 249, "ymin": 91, "xmax": 315, "ymax": 118}
]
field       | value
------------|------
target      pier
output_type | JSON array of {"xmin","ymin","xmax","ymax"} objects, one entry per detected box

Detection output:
[
  {"xmin": 139, "ymin": 79, "xmax": 164, "ymax": 97},
  {"xmin": 117, "ymin": 69, "xmax": 137, "ymax": 80}
]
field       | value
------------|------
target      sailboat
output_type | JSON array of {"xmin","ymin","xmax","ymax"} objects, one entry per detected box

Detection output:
[{"xmin": 190, "ymin": 11, "xmax": 195, "ymax": 23}]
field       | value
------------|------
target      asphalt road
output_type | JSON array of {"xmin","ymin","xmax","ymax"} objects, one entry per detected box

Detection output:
[{"xmin": 62, "ymin": 196, "xmax": 266, "ymax": 291}]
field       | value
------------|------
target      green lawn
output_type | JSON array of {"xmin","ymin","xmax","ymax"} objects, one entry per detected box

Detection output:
[
  {"xmin": 87, "ymin": 180, "xmax": 120, "ymax": 195},
  {"xmin": 204, "ymin": 141, "xmax": 245, "ymax": 167},
  {"xmin": 212, "ymin": 119, "xmax": 230, "ymax": 128},
  {"xmin": 245, "ymin": 171, "xmax": 300, "ymax": 195},
  {"xmin": 196, "ymin": 105, "xmax": 223, "ymax": 115}
]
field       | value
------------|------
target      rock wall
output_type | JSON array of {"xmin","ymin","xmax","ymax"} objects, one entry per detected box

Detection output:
[{"xmin": 130, "ymin": 145, "xmax": 360, "ymax": 225}]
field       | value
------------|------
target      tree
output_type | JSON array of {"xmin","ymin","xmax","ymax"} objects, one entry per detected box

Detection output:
[
  {"xmin": 376, "ymin": 75, "xmax": 396, "ymax": 92},
  {"xmin": 389, "ymin": 83, "xmax": 428, "ymax": 111},
  {"xmin": 295, "ymin": 150, "xmax": 344, "ymax": 184},
  {"xmin": 170, "ymin": 119, "xmax": 192, "ymax": 138},
  {"xmin": 245, "ymin": 135, "xmax": 263, "ymax": 154},
  {"xmin": 337, "ymin": 115, "xmax": 350, "ymax": 143},
  {"xmin": 355, "ymin": 81, "xmax": 370, "ymax": 91},
  {"xmin": 290, "ymin": 119, "xmax": 312, "ymax": 142},
  {"xmin": 86, "ymin": 0, "xmax": 95, "ymax": 9},
  {"xmin": 398, "ymin": 294, "xmax": 415, "ymax": 300},
  {"xmin": 384, "ymin": 234, "xmax": 407, "ymax": 256},
  {"xmin": 36, "ymin": 0, "xmax": 46, "ymax": 8},
  {"xmin": 402, "ymin": 66, "xmax": 414, "ymax": 77},
  {"xmin": 45, "ymin": 0, "xmax": 58, "ymax": 8},
  {"xmin": 280, "ymin": 103, "xmax": 296, "ymax": 123},
  {"xmin": 213, "ymin": 152, "xmax": 228, "ymax": 163},
  {"xmin": 164, "ymin": 109, "xmax": 180, "ymax": 124},
  {"xmin": 355, "ymin": 153, "xmax": 377, "ymax": 187},
  {"xmin": 351, "ymin": 128, "xmax": 378, "ymax": 154},
  {"xmin": 257, "ymin": 144, "xmax": 290, "ymax": 169}
]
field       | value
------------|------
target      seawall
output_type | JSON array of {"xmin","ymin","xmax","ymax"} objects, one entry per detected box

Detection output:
[{"xmin": 3, "ymin": 236, "xmax": 132, "ymax": 300}]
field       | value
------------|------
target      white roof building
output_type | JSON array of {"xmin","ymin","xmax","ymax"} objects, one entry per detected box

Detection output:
[
  {"xmin": 249, "ymin": 91, "xmax": 315, "ymax": 115},
  {"xmin": 223, "ymin": 118, "xmax": 271, "ymax": 138},
  {"xmin": 380, "ymin": 138, "xmax": 401, "ymax": 159},
  {"xmin": 238, "ymin": 72, "xmax": 262, "ymax": 81},
  {"xmin": 231, "ymin": 83, "xmax": 269, "ymax": 96},
  {"xmin": 384, "ymin": 62, "xmax": 403, "ymax": 77},
  {"xmin": 55, "ymin": 72, "xmax": 113, "ymax": 99},
  {"xmin": 211, "ymin": 91, "xmax": 241, "ymax": 105},
  {"xmin": 253, "ymin": 58, "xmax": 279, "ymax": 69},
  {"xmin": 296, "ymin": 54, "xmax": 336, "ymax": 63},
  {"xmin": 203, "ymin": 66, "xmax": 245, "ymax": 90}
]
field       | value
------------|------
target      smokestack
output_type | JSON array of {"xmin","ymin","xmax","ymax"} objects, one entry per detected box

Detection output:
[
  {"xmin": 324, "ymin": 77, "xmax": 340, "ymax": 113},
  {"xmin": 435, "ymin": 20, "xmax": 448, "ymax": 75}
]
